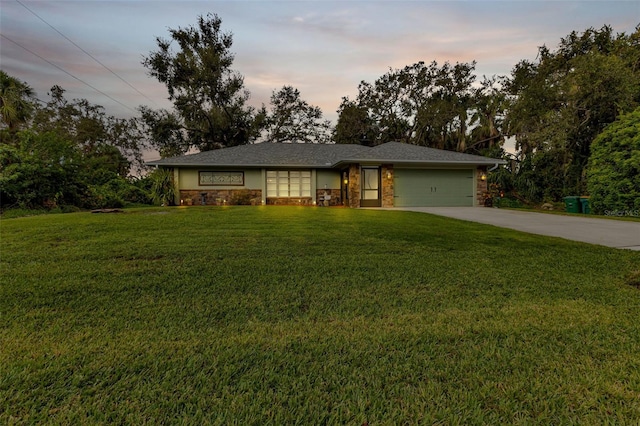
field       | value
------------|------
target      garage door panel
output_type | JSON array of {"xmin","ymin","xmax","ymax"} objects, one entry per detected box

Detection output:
[{"xmin": 394, "ymin": 169, "xmax": 473, "ymax": 207}]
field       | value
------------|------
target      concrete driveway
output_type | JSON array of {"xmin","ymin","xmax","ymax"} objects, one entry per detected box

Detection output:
[{"xmin": 391, "ymin": 207, "xmax": 640, "ymax": 250}]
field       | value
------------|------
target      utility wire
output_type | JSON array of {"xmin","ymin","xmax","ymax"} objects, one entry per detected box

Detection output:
[
  {"xmin": 16, "ymin": 0, "xmax": 157, "ymax": 106},
  {"xmin": 1, "ymin": 33, "xmax": 136, "ymax": 113}
]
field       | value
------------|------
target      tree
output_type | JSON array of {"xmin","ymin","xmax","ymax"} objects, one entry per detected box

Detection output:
[
  {"xmin": 142, "ymin": 13, "xmax": 264, "ymax": 154},
  {"xmin": 504, "ymin": 25, "xmax": 640, "ymax": 199},
  {"xmin": 138, "ymin": 106, "xmax": 188, "ymax": 158},
  {"xmin": 0, "ymin": 82, "xmax": 151, "ymax": 211},
  {"xmin": 333, "ymin": 97, "xmax": 377, "ymax": 144},
  {"xmin": 587, "ymin": 107, "xmax": 640, "ymax": 214},
  {"xmin": 467, "ymin": 76, "xmax": 508, "ymax": 156},
  {"xmin": 0, "ymin": 71, "xmax": 36, "ymax": 133},
  {"xmin": 344, "ymin": 61, "xmax": 478, "ymax": 150},
  {"xmin": 0, "ymin": 130, "xmax": 84, "ymax": 209},
  {"xmin": 32, "ymin": 85, "xmax": 145, "ymax": 174},
  {"xmin": 264, "ymin": 86, "xmax": 332, "ymax": 143}
]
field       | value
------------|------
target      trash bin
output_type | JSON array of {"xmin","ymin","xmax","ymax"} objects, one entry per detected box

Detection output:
[
  {"xmin": 563, "ymin": 196, "xmax": 581, "ymax": 213},
  {"xmin": 580, "ymin": 197, "xmax": 591, "ymax": 214}
]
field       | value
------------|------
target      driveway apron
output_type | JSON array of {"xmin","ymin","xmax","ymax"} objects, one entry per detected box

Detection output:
[{"xmin": 388, "ymin": 207, "xmax": 640, "ymax": 250}]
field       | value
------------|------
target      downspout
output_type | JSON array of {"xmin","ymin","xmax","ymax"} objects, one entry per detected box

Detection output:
[{"xmin": 488, "ymin": 163, "xmax": 500, "ymax": 172}]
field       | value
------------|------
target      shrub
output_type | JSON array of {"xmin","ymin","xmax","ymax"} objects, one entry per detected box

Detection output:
[
  {"xmin": 587, "ymin": 108, "xmax": 640, "ymax": 214},
  {"xmin": 229, "ymin": 190, "xmax": 254, "ymax": 206},
  {"xmin": 149, "ymin": 168, "xmax": 178, "ymax": 206}
]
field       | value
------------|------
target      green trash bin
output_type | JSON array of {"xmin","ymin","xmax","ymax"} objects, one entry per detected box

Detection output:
[
  {"xmin": 580, "ymin": 197, "xmax": 591, "ymax": 214},
  {"xmin": 563, "ymin": 196, "xmax": 581, "ymax": 213}
]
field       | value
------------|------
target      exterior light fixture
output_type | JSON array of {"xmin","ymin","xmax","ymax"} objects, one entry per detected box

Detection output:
[
  {"xmin": 480, "ymin": 173, "xmax": 487, "ymax": 181},
  {"xmin": 386, "ymin": 171, "xmax": 392, "ymax": 179},
  {"xmin": 343, "ymin": 178, "xmax": 349, "ymax": 185}
]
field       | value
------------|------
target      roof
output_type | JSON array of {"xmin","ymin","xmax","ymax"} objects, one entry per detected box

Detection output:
[{"xmin": 146, "ymin": 141, "xmax": 506, "ymax": 168}]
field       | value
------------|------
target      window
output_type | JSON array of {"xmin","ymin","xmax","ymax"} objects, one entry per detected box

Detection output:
[
  {"xmin": 267, "ymin": 170, "xmax": 311, "ymax": 197},
  {"xmin": 199, "ymin": 171, "xmax": 244, "ymax": 186}
]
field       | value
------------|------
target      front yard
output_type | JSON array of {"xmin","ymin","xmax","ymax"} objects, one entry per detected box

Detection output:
[{"xmin": 1, "ymin": 207, "xmax": 639, "ymax": 424}]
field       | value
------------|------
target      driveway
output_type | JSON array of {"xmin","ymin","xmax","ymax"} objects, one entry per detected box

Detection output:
[{"xmin": 390, "ymin": 207, "xmax": 640, "ymax": 250}]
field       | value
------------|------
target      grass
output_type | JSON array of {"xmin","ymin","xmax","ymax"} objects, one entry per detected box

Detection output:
[{"xmin": 1, "ymin": 206, "xmax": 639, "ymax": 424}]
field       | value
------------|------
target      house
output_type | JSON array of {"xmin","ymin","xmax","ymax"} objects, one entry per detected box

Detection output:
[{"xmin": 146, "ymin": 142, "xmax": 505, "ymax": 208}]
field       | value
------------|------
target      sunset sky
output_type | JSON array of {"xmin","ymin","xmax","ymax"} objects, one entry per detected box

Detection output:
[{"xmin": 2, "ymin": 1, "xmax": 638, "ymax": 127}]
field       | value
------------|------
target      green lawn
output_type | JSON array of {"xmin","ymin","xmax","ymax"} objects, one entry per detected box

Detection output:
[{"xmin": 1, "ymin": 207, "xmax": 639, "ymax": 424}]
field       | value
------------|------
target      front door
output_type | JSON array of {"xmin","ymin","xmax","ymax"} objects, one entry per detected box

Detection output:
[{"xmin": 360, "ymin": 167, "xmax": 381, "ymax": 207}]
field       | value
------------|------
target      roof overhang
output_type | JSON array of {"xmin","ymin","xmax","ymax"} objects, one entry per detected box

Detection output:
[{"xmin": 148, "ymin": 159, "xmax": 507, "ymax": 169}]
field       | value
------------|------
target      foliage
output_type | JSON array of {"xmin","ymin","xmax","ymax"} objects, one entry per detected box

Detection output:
[
  {"xmin": 149, "ymin": 167, "xmax": 177, "ymax": 206},
  {"xmin": 491, "ymin": 196, "xmax": 524, "ymax": 209},
  {"xmin": 2, "ymin": 208, "xmax": 639, "ymax": 423},
  {"xmin": 137, "ymin": 106, "xmax": 188, "ymax": 158},
  {"xmin": 333, "ymin": 97, "xmax": 376, "ymax": 144},
  {"xmin": 0, "ymin": 71, "xmax": 35, "ymax": 132},
  {"xmin": 228, "ymin": 189, "xmax": 255, "ymax": 205},
  {"xmin": 32, "ymin": 85, "xmax": 146, "ymax": 174},
  {"xmin": 587, "ymin": 107, "xmax": 640, "ymax": 214},
  {"xmin": 343, "ymin": 61, "xmax": 478, "ymax": 149},
  {"xmin": 0, "ymin": 130, "xmax": 86, "ymax": 209},
  {"xmin": 466, "ymin": 76, "xmax": 508, "ymax": 155},
  {"xmin": 505, "ymin": 25, "xmax": 640, "ymax": 198},
  {"xmin": 0, "ymin": 77, "xmax": 152, "ymax": 211},
  {"xmin": 264, "ymin": 86, "xmax": 332, "ymax": 143},
  {"xmin": 142, "ymin": 13, "xmax": 265, "ymax": 154}
]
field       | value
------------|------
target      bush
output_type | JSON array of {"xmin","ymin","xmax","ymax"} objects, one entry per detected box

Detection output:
[
  {"xmin": 149, "ymin": 168, "xmax": 178, "ymax": 206},
  {"xmin": 229, "ymin": 190, "xmax": 254, "ymax": 205},
  {"xmin": 493, "ymin": 197, "xmax": 523, "ymax": 209},
  {"xmin": 587, "ymin": 108, "xmax": 640, "ymax": 214}
]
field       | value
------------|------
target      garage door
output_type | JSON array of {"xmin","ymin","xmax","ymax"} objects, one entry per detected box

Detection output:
[{"xmin": 394, "ymin": 169, "xmax": 474, "ymax": 207}]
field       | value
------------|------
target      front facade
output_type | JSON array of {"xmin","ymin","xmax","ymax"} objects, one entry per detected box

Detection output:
[{"xmin": 147, "ymin": 142, "xmax": 504, "ymax": 208}]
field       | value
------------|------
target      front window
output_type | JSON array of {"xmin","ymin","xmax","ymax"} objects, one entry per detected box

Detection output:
[{"xmin": 266, "ymin": 170, "xmax": 311, "ymax": 197}]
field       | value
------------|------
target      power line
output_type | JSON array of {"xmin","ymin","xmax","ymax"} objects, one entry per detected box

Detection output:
[
  {"xmin": 15, "ymin": 0, "xmax": 157, "ymax": 106},
  {"xmin": 1, "ymin": 33, "xmax": 136, "ymax": 113}
]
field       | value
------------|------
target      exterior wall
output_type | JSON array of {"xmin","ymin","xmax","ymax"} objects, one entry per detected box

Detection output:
[
  {"xmin": 177, "ymin": 168, "xmax": 262, "ymax": 190},
  {"xmin": 266, "ymin": 197, "xmax": 313, "ymax": 206},
  {"xmin": 170, "ymin": 164, "xmax": 491, "ymax": 207},
  {"xmin": 316, "ymin": 188, "xmax": 342, "ymax": 206},
  {"xmin": 348, "ymin": 164, "xmax": 361, "ymax": 208},
  {"xmin": 179, "ymin": 189, "xmax": 262, "ymax": 206},
  {"xmin": 174, "ymin": 167, "xmax": 263, "ymax": 206},
  {"xmin": 476, "ymin": 166, "xmax": 488, "ymax": 206},
  {"xmin": 381, "ymin": 164, "xmax": 394, "ymax": 208},
  {"xmin": 316, "ymin": 169, "xmax": 342, "ymax": 206},
  {"xmin": 316, "ymin": 169, "xmax": 341, "ymax": 190}
]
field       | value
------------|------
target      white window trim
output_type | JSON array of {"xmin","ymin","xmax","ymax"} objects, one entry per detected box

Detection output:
[{"xmin": 266, "ymin": 170, "xmax": 312, "ymax": 198}]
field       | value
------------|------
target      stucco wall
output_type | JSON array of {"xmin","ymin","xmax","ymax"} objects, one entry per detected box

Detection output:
[
  {"xmin": 176, "ymin": 168, "xmax": 262, "ymax": 190},
  {"xmin": 316, "ymin": 169, "xmax": 341, "ymax": 190}
]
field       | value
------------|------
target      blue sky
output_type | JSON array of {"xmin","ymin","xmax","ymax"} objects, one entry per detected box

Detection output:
[{"xmin": 2, "ymin": 0, "xmax": 639, "ymax": 126}]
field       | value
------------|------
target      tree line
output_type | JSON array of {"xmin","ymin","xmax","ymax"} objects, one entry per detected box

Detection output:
[{"xmin": 1, "ymin": 14, "xmax": 638, "ymax": 213}]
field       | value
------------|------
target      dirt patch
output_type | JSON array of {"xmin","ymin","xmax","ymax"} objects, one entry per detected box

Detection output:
[
  {"xmin": 91, "ymin": 208, "xmax": 124, "ymax": 213},
  {"xmin": 626, "ymin": 271, "xmax": 640, "ymax": 289}
]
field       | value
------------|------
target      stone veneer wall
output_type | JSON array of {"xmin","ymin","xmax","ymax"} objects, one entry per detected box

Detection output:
[
  {"xmin": 348, "ymin": 164, "xmax": 361, "ymax": 208},
  {"xmin": 266, "ymin": 197, "xmax": 313, "ymax": 206},
  {"xmin": 316, "ymin": 188, "xmax": 342, "ymax": 206},
  {"xmin": 180, "ymin": 189, "xmax": 262, "ymax": 206},
  {"xmin": 476, "ymin": 167, "xmax": 488, "ymax": 206},
  {"xmin": 381, "ymin": 164, "xmax": 394, "ymax": 208}
]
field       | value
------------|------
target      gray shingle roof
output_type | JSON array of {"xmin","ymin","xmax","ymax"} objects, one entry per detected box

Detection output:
[{"xmin": 146, "ymin": 142, "xmax": 505, "ymax": 168}]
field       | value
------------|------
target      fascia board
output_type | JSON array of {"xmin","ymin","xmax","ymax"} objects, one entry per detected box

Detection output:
[
  {"xmin": 146, "ymin": 162, "xmax": 337, "ymax": 168},
  {"xmin": 332, "ymin": 158, "xmax": 507, "ymax": 167}
]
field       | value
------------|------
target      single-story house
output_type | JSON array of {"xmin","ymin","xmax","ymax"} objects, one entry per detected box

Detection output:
[{"xmin": 146, "ymin": 142, "xmax": 505, "ymax": 208}]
